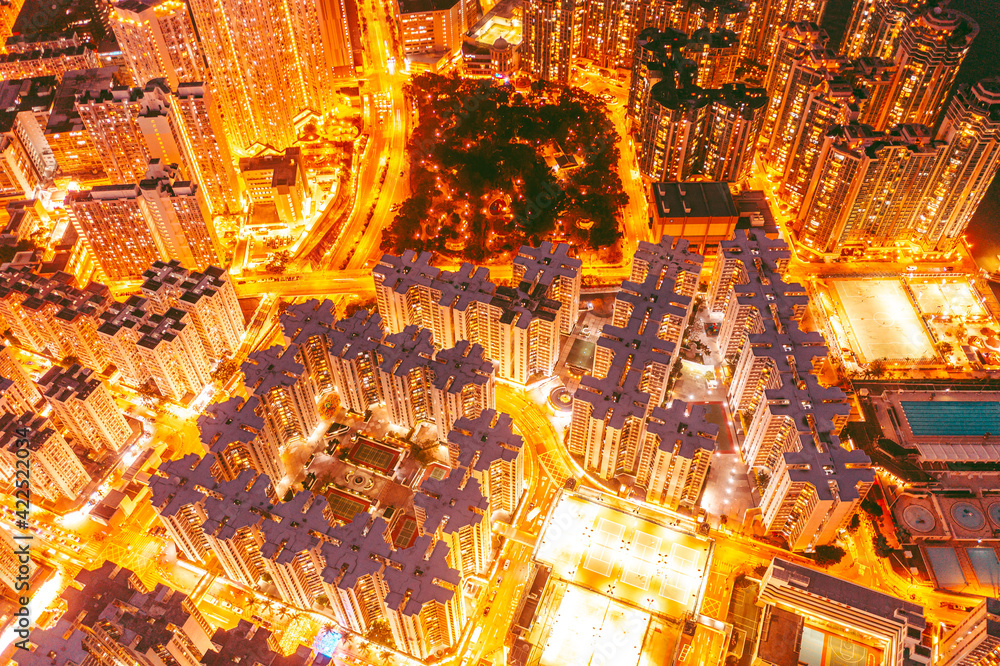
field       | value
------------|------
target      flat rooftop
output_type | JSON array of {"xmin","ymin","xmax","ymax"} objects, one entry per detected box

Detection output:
[{"xmin": 534, "ymin": 490, "xmax": 711, "ymax": 620}]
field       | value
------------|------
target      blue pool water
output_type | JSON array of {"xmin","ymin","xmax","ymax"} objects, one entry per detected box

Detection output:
[{"xmin": 900, "ymin": 401, "xmax": 1000, "ymax": 437}]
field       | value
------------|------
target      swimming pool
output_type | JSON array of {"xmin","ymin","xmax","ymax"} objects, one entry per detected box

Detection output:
[{"xmin": 900, "ymin": 401, "xmax": 1000, "ymax": 437}]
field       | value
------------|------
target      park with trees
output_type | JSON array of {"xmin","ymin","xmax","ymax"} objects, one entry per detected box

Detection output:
[{"xmin": 381, "ymin": 74, "xmax": 628, "ymax": 262}]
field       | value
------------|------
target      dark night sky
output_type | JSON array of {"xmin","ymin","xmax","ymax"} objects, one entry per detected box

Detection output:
[{"xmin": 823, "ymin": 0, "xmax": 1000, "ymax": 271}]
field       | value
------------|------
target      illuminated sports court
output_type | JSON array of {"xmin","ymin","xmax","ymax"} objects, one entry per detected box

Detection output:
[
  {"xmin": 534, "ymin": 491, "xmax": 712, "ymax": 619},
  {"xmin": 799, "ymin": 625, "xmax": 882, "ymax": 666},
  {"xmin": 831, "ymin": 279, "xmax": 935, "ymax": 362}
]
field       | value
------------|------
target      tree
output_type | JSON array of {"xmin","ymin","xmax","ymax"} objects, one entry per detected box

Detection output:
[
  {"xmin": 0, "ymin": 238, "xmax": 37, "ymax": 265},
  {"xmin": 937, "ymin": 341, "xmax": 954, "ymax": 357},
  {"xmin": 212, "ymin": 357, "xmax": 240, "ymax": 384},
  {"xmin": 872, "ymin": 533, "xmax": 892, "ymax": 558},
  {"xmin": 366, "ymin": 618, "xmax": 394, "ymax": 647},
  {"xmin": 848, "ymin": 513, "xmax": 861, "ymax": 533},
  {"xmin": 266, "ymin": 250, "xmax": 291, "ymax": 273},
  {"xmin": 59, "ymin": 354, "xmax": 80, "ymax": 368},
  {"xmin": 868, "ymin": 357, "xmax": 888, "ymax": 379},
  {"xmin": 812, "ymin": 544, "xmax": 846, "ymax": 566},
  {"xmin": 136, "ymin": 380, "xmax": 162, "ymax": 409},
  {"xmin": 861, "ymin": 497, "xmax": 883, "ymax": 518}
]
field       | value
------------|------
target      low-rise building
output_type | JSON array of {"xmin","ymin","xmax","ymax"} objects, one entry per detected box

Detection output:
[
  {"xmin": 648, "ymin": 181, "xmax": 739, "ymax": 255},
  {"xmin": 758, "ymin": 558, "xmax": 931, "ymax": 666},
  {"xmin": 239, "ymin": 147, "xmax": 312, "ymax": 228}
]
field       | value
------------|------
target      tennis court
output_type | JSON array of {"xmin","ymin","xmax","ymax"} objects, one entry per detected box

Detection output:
[
  {"xmin": 621, "ymin": 532, "xmax": 661, "ymax": 590},
  {"xmin": 832, "ymin": 279, "xmax": 934, "ymax": 362},
  {"xmin": 535, "ymin": 492, "xmax": 711, "ymax": 619},
  {"xmin": 583, "ymin": 519, "xmax": 625, "ymax": 577},
  {"xmin": 347, "ymin": 438, "xmax": 401, "ymax": 474},
  {"xmin": 325, "ymin": 489, "xmax": 370, "ymax": 522},
  {"xmin": 909, "ymin": 279, "xmax": 987, "ymax": 317}
]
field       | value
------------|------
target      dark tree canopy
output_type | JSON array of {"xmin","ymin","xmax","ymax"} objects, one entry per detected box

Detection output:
[{"xmin": 382, "ymin": 74, "xmax": 626, "ymax": 259}]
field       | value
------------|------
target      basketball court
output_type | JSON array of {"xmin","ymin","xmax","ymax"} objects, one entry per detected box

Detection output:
[
  {"xmin": 536, "ymin": 492, "xmax": 711, "ymax": 619},
  {"xmin": 799, "ymin": 625, "xmax": 881, "ymax": 666}
]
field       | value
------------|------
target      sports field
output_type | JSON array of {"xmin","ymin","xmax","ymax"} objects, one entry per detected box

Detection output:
[
  {"xmin": 909, "ymin": 279, "xmax": 986, "ymax": 317},
  {"xmin": 535, "ymin": 492, "xmax": 710, "ymax": 619},
  {"xmin": 832, "ymin": 280, "xmax": 935, "ymax": 362}
]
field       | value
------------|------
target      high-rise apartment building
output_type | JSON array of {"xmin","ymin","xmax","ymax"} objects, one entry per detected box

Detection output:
[
  {"xmin": 67, "ymin": 182, "xmax": 160, "ymax": 281},
  {"xmin": 703, "ymin": 83, "xmax": 767, "ymax": 182},
  {"xmin": 712, "ymin": 231, "xmax": 873, "ymax": 550},
  {"xmin": 683, "ymin": 28, "xmax": 738, "ymax": 89},
  {"xmin": 242, "ymin": 343, "xmax": 320, "ymax": 482},
  {"xmin": 571, "ymin": 368, "xmax": 717, "ymax": 507},
  {"xmin": 140, "ymin": 260, "xmax": 245, "ymax": 361},
  {"xmin": 45, "ymin": 67, "xmax": 118, "ymax": 184},
  {"xmin": 138, "ymin": 160, "xmax": 219, "ymax": 268},
  {"xmin": 170, "ymin": 82, "xmax": 242, "ymax": 215},
  {"xmin": 375, "ymin": 248, "xmax": 572, "ymax": 385},
  {"xmin": 841, "ymin": 0, "xmax": 930, "ymax": 61},
  {"xmin": 937, "ymin": 598, "xmax": 1000, "ymax": 666},
  {"xmin": 38, "ymin": 364, "xmax": 132, "ymax": 453},
  {"xmin": 76, "ymin": 78, "xmax": 241, "ymax": 215},
  {"xmin": 448, "ymin": 410, "xmax": 525, "ymax": 517},
  {"xmin": 637, "ymin": 71, "xmax": 709, "ymax": 181},
  {"xmin": 287, "ymin": 301, "xmax": 496, "ymax": 441},
  {"xmin": 916, "ymin": 79, "xmax": 1000, "ymax": 252},
  {"xmin": 327, "ymin": 307, "xmax": 385, "ymax": 414},
  {"xmin": 110, "ymin": 0, "xmax": 209, "ymax": 88},
  {"xmin": 397, "ymin": 0, "xmax": 467, "ymax": 57},
  {"xmin": 0, "ymin": 412, "xmax": 91, "ymax": 503},
  {"xmin": 572, "ymin": 236, "xmax": 713, "ymax": 507},
  {"xmin": 875, "ymin": 6, "xmax": 977, "ymax": 130},
  {"xmin": 522, "ymin": 0, "xmax": 584, "ymax": 83},
  {"xmin": 0, "ymin": 268, "xmax": 112, "ymax": 370},
  {"xmin": 0, "ymin": 43, "xmax": 101, "ymax": 82},
  {"xmin": 628, "ymin": 27, "xmax": 687, "ymax": 126},
  {"xmin": 638, "ymin": 71, "xmax": 766, "ymax": 183},
  {"xmin": 148, "ymin": 377, "xmax": 516, "ymax": 661},
  {"xmin": 795, "ymin": 123, "xmax": 944, "ymax": 255},
  {"xmin": 97, "ymin": 293, "xmax": 213, "ymax": 400},
  {"xmin": 185, "ymin": 0, "xmax": 361, "ymax": 153},
  {"xmin": 0, "ymin": 0, "xmax": 24, "ymax": 47},
  {"xmin": 75, "ymin": 84, "xmax": 150, "ymax": 184},
  {"xmin": 594, "ymin": 236, "xmax": 700, "ymax": 405},
  {"xmin": 762, "ymin": 22, "xmax": 828, "ymax": 143},
  {"xmin": 741, "ymin": 0, "xmax": 828, "ymax": 71},
  {"xmin": 12, "ymin": 563, "xmax": 222, "ymax": 666},
  {"xmin": 68, "ymin": 160, "xmax": 217, "ymax": 279},
  {"xmin": 0, "ymin": 344, "xmax": 41, "ymax": 414},
  {"xmin": 512, "ymin": 241, "xmax": 581, "ymax": 335},
  {"xmin": 0, "ymin": 527, "xmax": 26, "ymax": 594}
]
